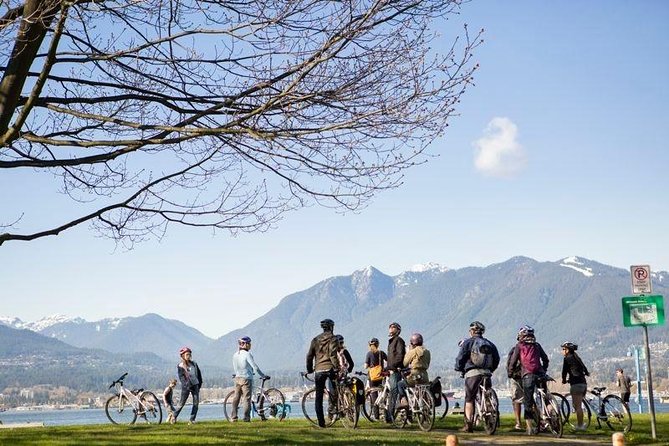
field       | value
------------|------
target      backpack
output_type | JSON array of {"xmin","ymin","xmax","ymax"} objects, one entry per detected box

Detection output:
[
  {"xmin": 469, "ymin": 337, "xmax": 494, "ymax": 369},
  {"xmin": 518, "ymin": 342, "xmax": 542, "ymax": 374}
]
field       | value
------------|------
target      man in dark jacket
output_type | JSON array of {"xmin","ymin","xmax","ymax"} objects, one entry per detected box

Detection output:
[
  {"xmin": 507, "ymin": 325, "xmax": 549, "ymax": 435},
  {"xmin": 385, "ymin": 321, "xmax": 405, "ymax": 423},
  {"xmin": 306, "ymin": 318, "xmax": 339, "ymax": 427},
  {"xmin": 454, "ymin": 321, "xmax": 500, "ymax": 432}
]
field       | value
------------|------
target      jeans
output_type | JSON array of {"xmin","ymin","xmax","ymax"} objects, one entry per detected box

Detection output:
[
  {"xmin": 231, "ymin": 377, "xmax": 253, "ymax": 421},
  {"xmin": 174, "ymin": 385, "xmax": 200, "ymax": 422},
  {"xmin": 314, "ymin": 370, "xmax": 336, "ymax": 428},
  {"xmin": 521, "ymin": 374, "xmax": 543, "ymax": 420},
  {"xmin": 386, "ymin": 371, "xmax": 400, "ymax": 422}
]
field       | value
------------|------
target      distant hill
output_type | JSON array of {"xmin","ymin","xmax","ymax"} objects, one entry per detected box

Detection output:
[
  {"xmin": 203, "ymin": 256, "xmax": 669, "ymax": 386},
  {"xmin": 2, "ymin": 313, "xmax": 215, "ymax": 364}
]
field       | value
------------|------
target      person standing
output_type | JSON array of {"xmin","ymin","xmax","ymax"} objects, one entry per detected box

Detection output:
[
  {"xmin": 231, "ymin": 336, "xmax": 268, "ymax": 422},
  {"xmin": 305, "ymin": 318, "xmax": 339, "ymax": 428},
  {"xmin": 385, "ymin": 321, "xmax": 405, "ymax": 423},
  {"xmin": 561, "ymin": 342, "xmax": 590, "ymax": 431},
  {"xmin": 335, "ymin": 334, "xmax": 354, "ymax": 378},
  {"xmin": 364, "ymin": 337, "xmax": 387, "ymax": 419},
  {"xmin": 616, "ymin": 368, "xmax": 632, "ymax": 405},
  {"xmin": 455, "ymin": 321, "xmax": 500, "ymax": 433},
  {"xmin": 174, "ymin": 346, "xmax": 203, "ymax": 424},
  {"xmin": 506, "ymin": 337, "xmax": 524, "ymax": 430},
  {"xmin": 507, "ymin": 326, "xmax": 549, "ymax": 436},
  {"xmin": 162, "ymin": 378, "xmax": 178, "ymax": 424}
]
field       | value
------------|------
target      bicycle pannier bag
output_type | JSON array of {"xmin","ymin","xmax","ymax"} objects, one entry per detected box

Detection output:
[
  {"xmin": 430, "ymin": 379, "xmax": 442, "ymax": 407},
  {"xmin": 469, "ymin": 337, "xmax": 494, "ymax": 369},
  {"xmin": 352, "ymin": 377, "xmax": 366, "ymax": 405}
]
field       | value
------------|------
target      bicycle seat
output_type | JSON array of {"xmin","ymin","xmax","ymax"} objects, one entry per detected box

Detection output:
[
  {"xmin": 131, "ymin": 388, "xmax": 144, "ymax": 395},
  {"xmin": 591, "ymin": 386, "xmax": 606, "ymax": 394}
]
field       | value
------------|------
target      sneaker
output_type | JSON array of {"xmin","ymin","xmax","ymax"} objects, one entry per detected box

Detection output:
[
  {"xmin": 574, "ymin": 423, "xmax": 587, "ymax": 431},
  {"xmin": 514, "ymin": 423, "xmax": 522, "ymax": 430},
  {"xmin": 188, "ymin": 420, "xmax": 196, "ymax": 425},
  {"xmin": 460, "ymin": 423, "xmax": 473, "ymax": 433}
]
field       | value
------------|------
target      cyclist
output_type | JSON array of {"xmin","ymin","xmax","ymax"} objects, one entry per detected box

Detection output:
[
  {"xmin": 385, "ymin": 321, "xmax": 406, "ymax": 423},
  {"xmin": 506, "ymin": 334, "xmax": 524, "ymax": 430},
  {"xmin": 335, "ymin": 334, "xmax": 354, "ymax": 378},
  {"xmin": 231, "ymin": 336, "xmax": 269, "ymax": 422},
  {"xmin": 364, "ymin": 337, "xmax": 387, "ymax": 419},
  {"xmin": 174, "ymin": 346, "xmax": 203, "ymax": 424},
  {"xmin": 397, "ymin": 333, "xmax": 431, "ymax": 408},
  {"xmin": 561, "ymin": 341, "xmax": 589, "ymax": 431},
  {"xmin": 455, "ymin": 321, "xmax": 500, "ymax": 433},
  {"xmin": 306, "ymin": 318, "xmax": 340, "ymax": 428},
  {"xmin": 507, "ymin": 325, "xmax": 549, "ymax": 436}
]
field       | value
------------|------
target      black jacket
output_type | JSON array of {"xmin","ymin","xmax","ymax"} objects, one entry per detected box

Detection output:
[
  {"xmin": 387, "ymin": 336, "xmax": 406, "ymax": 370},
  {"xmin": 562, "ymin": 352, "xmax": 589, "ymax": 385}
]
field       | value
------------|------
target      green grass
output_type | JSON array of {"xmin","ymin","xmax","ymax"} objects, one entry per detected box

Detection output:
[{"xmin": 1, "ymin": 414, "xmax": 667, "ymax": 445}]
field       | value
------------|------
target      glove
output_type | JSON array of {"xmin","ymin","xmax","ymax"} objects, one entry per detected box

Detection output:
[{"xmin": 264, "ymin": 375, "xmax": 271, "ymax": 380}]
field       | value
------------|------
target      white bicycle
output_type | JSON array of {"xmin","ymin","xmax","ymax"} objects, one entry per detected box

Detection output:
[{"xmin": 105, "ymin": 372, "xmax": 162, "ymax": 424}]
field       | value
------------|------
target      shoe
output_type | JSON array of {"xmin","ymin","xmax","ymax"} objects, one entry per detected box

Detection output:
[
  {"xmin": 397, "ymin": 397, "xmax": 409, "ymax": 409},
  {"xmin": 460, "ymin": 422, "xmax": 473, "ymax": 433},
  {"xmin": 188, "ymin": 420, "xmax": 196, "ymax": 425},
  {"xmin": 514, "ymin": 423, "xmax": 522, "ymax": 430},
  {"xmin": 574, "ymin": 423, "xmax": 587, "ymax": 431},
  {"xmin": 526, "ymin": 426, "xmax": 537, "ymax": 436}
]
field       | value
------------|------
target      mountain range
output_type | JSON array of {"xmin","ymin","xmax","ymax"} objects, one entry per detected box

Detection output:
[{"xmin": 3, "ymin": 256, "xmax": 668, "ymax": 392}]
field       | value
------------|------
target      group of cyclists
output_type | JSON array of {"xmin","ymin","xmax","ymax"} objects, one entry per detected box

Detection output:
[{"xmin": 301, "ymin": 318, "xmax": 593, "ymax": 436}]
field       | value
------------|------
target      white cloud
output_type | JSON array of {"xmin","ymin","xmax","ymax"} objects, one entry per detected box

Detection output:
[{"xmin": 473, "ymin": 117, "xmax": 527, "ymax": 178}]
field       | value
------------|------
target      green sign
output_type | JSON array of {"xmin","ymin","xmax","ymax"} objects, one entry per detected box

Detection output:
[{"xmin": 622, "ymin": 295, "xmax": 665, "ymax": 327}]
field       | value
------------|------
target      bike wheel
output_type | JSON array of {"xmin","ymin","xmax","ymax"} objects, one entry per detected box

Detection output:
[
  {"xmin": 482, "ymin": 388, "xmax": 498, "ymax": 435},
  {"xmin": 222, "ymin": 390, "xmax": 235, "ymax": 421},
  {"xmin": 602, "ymin": 395, "xmax": 632, "ymax": 433},
  {"xmin": 259, "ymin": 388, "xmax": 286, "ymax": 421},
  {"xmin": 301, "ymin": 387, "xmax": 336, "ymax": 427},
  {"xmin": 362, "ymin": 387, "xmax": 382, "ymax": 422},
  {"xmin": 551, "ymin": 392, "xmax": 570, "ymax": 425},
  {"xmin": 338, "ymin": 386, "xmax": 359, "ymax": 429},
  {"xmin": 105, "ymin": 394, "xmax": 137, "ymax": 425},
  {"xmin": 138, "ymin": 391, "xmax": 162, "ymax": 424},
  {"xmin": 566, "ymin": 395, "xmax": 592, "ymax": 430},
  {"xmin": 545, "ymin": 396, "xmax": 563, "ymax": 438},
  {"xmin": 436, "ymin": 392, "xmax": 449, "ymax": 420},
  {"xmin": 416, "ymin": 389, "xmax": 435, "ymax": 432}
]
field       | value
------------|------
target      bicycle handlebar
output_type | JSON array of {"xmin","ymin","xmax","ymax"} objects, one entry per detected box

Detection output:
[{"xmin": 109, "ymin": 372, "xmax": 128, "ymax": 389}]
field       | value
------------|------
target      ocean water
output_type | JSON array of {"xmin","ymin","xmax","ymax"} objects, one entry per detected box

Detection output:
[{"xmin": 1, "ymin": 398, "xmax": 667, "ymax": 427}]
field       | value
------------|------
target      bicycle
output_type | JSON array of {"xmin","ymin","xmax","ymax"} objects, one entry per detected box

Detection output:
[
  {"xmin": 105, "ymin": 372, "xmax": 162, "ymax": 425},
  {"xmin": 581, "ymin": 386, "xmax": 632, "ymax": 433},
  {"xmin": 470, "ymin": 375, "xmax": 499, "ymax": 435},
  {"xmin": 392, "ymin": 370, "xmax": 435, "ymax": 432},
  {"xmin": 300, "ymin": 371, "xmax": 360, "ymax": 428},
  {"xmin": 354, "ymin": 370, "xmax": 391, "ymax": 422},
  {"xmin": 223, "ymin": 376, "xmax": 286, "ymax": 421},
  {"xmin": 550, "ymin": 391, "xmax": 572, "ymax": 425},
  {"xmin": 530, "ymin": 375, "xmax": 563, "ymax": 438}
]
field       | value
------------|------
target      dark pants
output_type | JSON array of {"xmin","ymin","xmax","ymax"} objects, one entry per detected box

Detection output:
[
  {"xmin": 621, "ymin": 391, "xmax": 630, "ymax": 404},
  {"xmin": 314, "ymin": 370, "xmax": 336, "ymax": 428},
  {"xmin": 174, "ymin": 385, "xmax": 200, "ymax": 422},
  {"xmin": 369, "ymin": 379, "xmax": 382, "ymax": 418},
  {"xmin": 521, "ymin": 374, "xmax": 544, "ymax": 420}
]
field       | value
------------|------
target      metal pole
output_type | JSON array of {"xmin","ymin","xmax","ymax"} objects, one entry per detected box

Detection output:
[
  {"xmin": 633, "ymin": 345, "xmax": 642, "ymax": 414},
  {"xmin": 642, "ymin": 325, "xmax": 657, "ymax": 439}
]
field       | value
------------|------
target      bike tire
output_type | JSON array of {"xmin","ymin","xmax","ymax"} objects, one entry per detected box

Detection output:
[
  {"xmin": 436, "ymin": 392, "xmax": 449, "ymax": 420},
  {"xmin": 338, "ymin": 386, "xmax": 359, "ymax": 429},
  {"xmin": 138, "ymin": 391, "xmax": 162, "ymax": 424},
  {"xmin": 602, "ymin": 394, "xmax": 632, "ymax": 433},
  {"xmin": 259, "ymin": 388, "xmax": 287, "ymax": 421},
  {"xmin": 416, "ymin": 388, "xmax": 435, "ymax": 432},
  {"xmin": 551, "ymin": 392, "xmax": 570, "ymax": 425},
  {"xmin": 362, "ymin": 387, "xmax": 383, "ymax": 422},
  {"xmin": 105, "ymin": 394, "xmax": 137, "ymax": 425},
  {"xmin": 545, "ymin": 396, "xmax": 563, "ymax": 438},
  {"xmin": 222, "ymin": 390, "xmax": 235, "ymax": 421},
  {"xmin": 483, "ymin": 388, "xmax": 498, "ymax": 435},
  {"xmin": 566, "ymin": 395, "xmax": 592, "ymax": 430},
  {"xmin": 301, "ymin": 387, "xmax": 336, "ymax": 427}
]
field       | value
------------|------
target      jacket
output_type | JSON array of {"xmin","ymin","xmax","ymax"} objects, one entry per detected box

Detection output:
[
  {"xmin": 387, "ymin": 335, "xmax": 406, "ymax": 370},
  {"xmin": 177, "ymin": 360, "xmax": 203, "ymax": 389},
  {"xmin": 561, "ymin": 352, "xmax": 589, "ymax": 385},
  {"xmin": 507, "ymin": 340, "xmax": 549, "ymax": 377},
  {"xmin": 454, "ymin": 335, "xmax": 500, "ymax": 375},
  {"xmin": 306, "ymin": 331, "xmax": 339, "ymax": 373},
  {"xmin": 506, "ymin": 345, "xmax": 521, "ymax": 380}
]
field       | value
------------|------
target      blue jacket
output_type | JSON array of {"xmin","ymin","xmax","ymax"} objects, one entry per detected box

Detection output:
[{"xmin": 233, "ymin": 349, "xmax": 266, "ymax": 380}]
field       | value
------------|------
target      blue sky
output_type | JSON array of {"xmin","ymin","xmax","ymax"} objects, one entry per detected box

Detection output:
[{"xmin": 2, "ymin": 1, "xmax": 668, "ymax": 338}]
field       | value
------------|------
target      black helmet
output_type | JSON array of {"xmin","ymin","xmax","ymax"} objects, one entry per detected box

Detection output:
[
  {"xmin": 335, "ymin": 334, "xmax": 344, "ymax": 343},
  {"xmin": 320, "ymin": 319, "xmax": 335, "ymax": 330},
  {"xmin": 410, "ymin": 333, "xmax": 424, "ymax": 346},
  {"xmin": 469, "ymin": 321, "xmax": 485, "ymax": 334},
  {"xmin": 389, "ymin": 322, "xmax": 402, "ymax": 332},
  {"xmin": 368, "ymin": 337, "xmax": 380, "ymax": 346},
  {"xmin": 561, "ymin": 342, "xmax": 578, "ymax": 351}
]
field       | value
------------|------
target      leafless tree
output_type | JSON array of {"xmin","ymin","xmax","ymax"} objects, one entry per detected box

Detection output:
[{"xmin": 0, "ymin": 0, "xmax": 482, "ymax": 247}]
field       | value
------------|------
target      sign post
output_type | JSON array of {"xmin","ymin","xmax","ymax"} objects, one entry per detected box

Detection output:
[{"xmin": 623, "ymin": 264, "xmax": 663, "ymax": 440}]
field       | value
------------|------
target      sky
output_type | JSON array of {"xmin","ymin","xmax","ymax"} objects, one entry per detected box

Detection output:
[{"xmin": 2, "ymin": 1, "xmax": 668, "ymax": 338}]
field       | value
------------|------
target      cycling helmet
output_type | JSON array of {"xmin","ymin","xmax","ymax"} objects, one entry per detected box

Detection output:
[
  {"xmin": 179, "ymin": 346, "xmax": 192, "ymax": 356},
  {"xmin": 518, "ymin": 325, "xmax": 534, "ymax": 337},
  {"xmin": 410, "ymin": 333, "xmax": 424, "ymax": 346},
  {"xmin": 388, "ymin": 322, "xmax": 402, "ymax": 332},
  {"xmin": 320, "ymin": 318, "xmax": 335, "ymax": 330},
  {"xmin": 368, "ymin": 337, "xmax": 380, "ymax": 346},
  {"xmin": 335, "ymin": 334, "xmax": 344, "ymax": 344},
  {"xmin": 469, "ymin": 321, "xmax": 485, "ymax": 334},
  {"xmin": 238, "ymin": 336, "xmax": 252, "ymax": 346},
  {"xmin": 561, "ymin": 342, "xmax": 578, "ymax": 351}
]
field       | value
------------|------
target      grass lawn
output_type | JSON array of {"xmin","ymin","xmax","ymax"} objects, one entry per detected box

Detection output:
[{"xmin": 0, "ymin": 413, "xmax": 667, "ymax": 445}]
